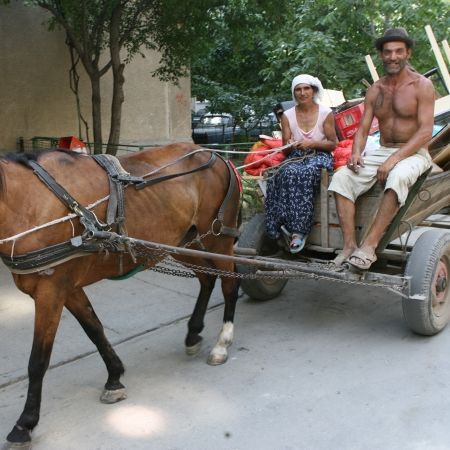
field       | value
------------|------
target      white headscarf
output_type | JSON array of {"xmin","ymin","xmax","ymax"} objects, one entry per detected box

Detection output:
[{"xmin": 291, "ymin": 74, "xmax": 324, "ymax": 104}]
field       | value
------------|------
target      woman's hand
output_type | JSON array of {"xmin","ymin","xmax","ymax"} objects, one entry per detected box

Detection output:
[
  {"xmin": 297, "ymin": 138, "xmax": 315, "ymax": 150},
  {"xmin": 288, "ymin": 138, "xmax": 314, "ymax": 151}
]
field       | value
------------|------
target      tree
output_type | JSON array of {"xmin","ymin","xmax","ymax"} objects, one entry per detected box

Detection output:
[
  {"xmin": 7, "ymin": 0, "xmax": 223, "ymax": 154},
  {"xmin": 191, "ymin": 0, "xmax": 294, "ymax": 134},
  {"xmin": 192, "ymin": 0, "xmax": 449, "ymax": 118}
]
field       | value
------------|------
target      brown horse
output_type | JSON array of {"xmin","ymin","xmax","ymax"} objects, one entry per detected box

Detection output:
[{"xmin": 0, "ymin": 143, "xmax": 241, "ymax": 449}]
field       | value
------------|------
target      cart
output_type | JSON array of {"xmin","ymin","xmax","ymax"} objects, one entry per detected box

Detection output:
[{"xmin": 235, "ymin": 113, "xmax": 450, "ymax": 337}]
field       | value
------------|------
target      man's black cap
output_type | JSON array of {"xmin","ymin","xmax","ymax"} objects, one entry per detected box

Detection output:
[{"xmin": 375, "ymin": 27, "xmax": 415, "ymax": 51}]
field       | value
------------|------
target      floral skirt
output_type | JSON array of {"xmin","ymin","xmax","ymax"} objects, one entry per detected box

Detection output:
[{"xmin": 265, "ymin": 150, "xmax": 332, "ymax": 240}]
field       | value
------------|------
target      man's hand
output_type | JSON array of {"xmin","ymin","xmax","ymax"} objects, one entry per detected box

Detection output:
[
  {"xmin": 347, "ymin": 154, "xmax": 365, "ymax": 173},
  {"xmin": 377, "ymin": 155, "xmax": 399, "ymax": 184}
]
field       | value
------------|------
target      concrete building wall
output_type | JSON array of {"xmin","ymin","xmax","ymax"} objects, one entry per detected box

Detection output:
[{"xmin": 0, "ymin": 2, "xmax": 192, "ymax": 152}]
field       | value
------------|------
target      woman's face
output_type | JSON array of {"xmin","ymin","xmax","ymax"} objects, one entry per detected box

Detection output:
[{"xmin": 293, "ymin": 83, "xmax": 314, "ymax": 104}]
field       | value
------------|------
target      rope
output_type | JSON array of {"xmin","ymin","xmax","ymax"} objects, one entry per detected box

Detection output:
[
  {"xmin": 0, "ymin": 143, "xmax": 296, "ymax": 244},
  {"xmin": 0, "ymin": 195, "xmax": 109, "ymax": 245}
]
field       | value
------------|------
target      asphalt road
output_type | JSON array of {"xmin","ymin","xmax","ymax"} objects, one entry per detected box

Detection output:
[{"xmin": 1, "ymin": 263, "xmax": 450, "ymax": 450}]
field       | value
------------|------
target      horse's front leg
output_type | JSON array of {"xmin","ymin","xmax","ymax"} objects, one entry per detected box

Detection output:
[
  {"xmin": 208, "ymin": 274, "xmax": 240, "ymax": 365},
  {"xmin": 6, "ymin": 286, "xmax": 65, "ymax": 449},
  {"xmin": 65, "ymin": 288, "xmax": 126, "ymax": 403},
  {"xmin": 185, "ymin": 273, "xmax": 217, "ymax": 356}
]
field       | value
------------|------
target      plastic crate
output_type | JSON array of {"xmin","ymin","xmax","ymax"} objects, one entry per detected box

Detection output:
[{"xmin": 334, "ymin": 104, "xmax": 379, "ymax": 139}]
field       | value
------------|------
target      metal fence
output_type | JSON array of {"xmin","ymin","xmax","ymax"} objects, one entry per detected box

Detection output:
[{"xmin": 15, "ymin": 137, "xmax": 255, "ymax": 161}]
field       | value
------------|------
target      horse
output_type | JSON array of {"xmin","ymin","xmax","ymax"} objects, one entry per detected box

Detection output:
[{"xmin": 0, "ymin": 143, "xmax": 241, "ymax": 449}]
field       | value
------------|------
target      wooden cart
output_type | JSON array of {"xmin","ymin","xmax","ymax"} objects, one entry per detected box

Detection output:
[{"xmin": 236, "ymin": 119, "xmax": 450, "ymax": 336}]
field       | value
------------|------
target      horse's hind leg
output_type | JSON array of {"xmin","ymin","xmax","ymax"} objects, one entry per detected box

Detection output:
[
  {"xmin": 208, "ymin": 275, "xmax": 240, "ymax": 366},
  {"xmin": 185, "ymin": 273, "xmax": 217, "ymax": 356},
  {"xmin": 6, "ymin": 285, "xmax": 65, "ymax": 449},
  {"xmin": 65, "ymin": 288, "xmax": 126, "ymax": 404}
]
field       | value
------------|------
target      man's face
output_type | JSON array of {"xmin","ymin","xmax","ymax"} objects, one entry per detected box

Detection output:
[{"xmin": 380, "ymin": 41, "xmax": 411, "ymax": 75}]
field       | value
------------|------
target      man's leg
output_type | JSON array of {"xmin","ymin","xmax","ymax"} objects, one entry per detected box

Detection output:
[
  {"xmin": 334, "ymin": 193, "xmax": 358, "ymax": 263},
  {"xmin": 347, "ymin": 189, "xmax": 399, "ymax": 269},
  {"xmin": 359, "ymin": 188, "xmax": 399, "ymax": 253}
]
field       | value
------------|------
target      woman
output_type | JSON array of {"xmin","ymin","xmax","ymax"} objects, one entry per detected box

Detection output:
[{"xmin": 265, "ymin": 74, "xmax": 337, "ymax": 253}]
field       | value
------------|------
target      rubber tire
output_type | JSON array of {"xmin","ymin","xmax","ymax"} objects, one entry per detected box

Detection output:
[
  {"xmin": 402, "ymin": 229, "xmax": 450, "ymax": 336},
  {"xmin": 237, "ymin": 213, "xmax": 288, "ymax": 300}
]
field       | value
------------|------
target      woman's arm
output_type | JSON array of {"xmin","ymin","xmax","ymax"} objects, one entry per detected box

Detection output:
[{"xmin": 281, "ymin": 113, "xmax": 294, "ymax": 156}]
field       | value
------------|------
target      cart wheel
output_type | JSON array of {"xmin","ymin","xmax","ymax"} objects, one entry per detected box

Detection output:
[
  {"xmin": 237, "ymin": 213, "xmax": 288, "ymax": 300},
  {"xmin": 402, "ymin": 229, "xmax": 450, "ymax": 336}
]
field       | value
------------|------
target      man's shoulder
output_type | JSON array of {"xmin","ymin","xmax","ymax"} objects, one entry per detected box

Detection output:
[{"xmin": 377, "ymin": 68, "xmax": 434, "ymax": 90}]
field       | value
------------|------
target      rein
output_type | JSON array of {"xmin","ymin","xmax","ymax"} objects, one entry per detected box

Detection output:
[
  {"xmin": 27, "ymin": 160, "xmax": 109, "ymax": 235},
  {"xmin": 0, "ymin": 149, "xmax": 240, "ymax": 273}
]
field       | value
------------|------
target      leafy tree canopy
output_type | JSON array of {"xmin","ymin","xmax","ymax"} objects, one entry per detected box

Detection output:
[{"xmin": 192, "ymin": 0, "xmax": 449, "ymax": 123}]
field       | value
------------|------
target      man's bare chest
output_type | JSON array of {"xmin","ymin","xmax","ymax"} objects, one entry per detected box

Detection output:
[{"xmin": 374, "ymin": 85, "xmax": 418, "ymax": 120}]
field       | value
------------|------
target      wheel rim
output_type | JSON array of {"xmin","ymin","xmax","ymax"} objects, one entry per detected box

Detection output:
[{"xmin": 432, "ymin": 256, "xmax": 449, "ymax": 316}]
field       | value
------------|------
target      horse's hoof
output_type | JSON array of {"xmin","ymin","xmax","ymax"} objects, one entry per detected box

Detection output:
[
  {"xmin": 207, "ymin": 352, "xmax": 228, "ymax": 366},
  {"xmin": 5, "ymin": 425, "xmax": 31, "ymax": 450},
  {"xmin": 3, "ymin": 441, "xmax": 32, "ymax": 450},
  {"xmin": 100, "ymin": 387, "xmax": 127, "ymax": 404},
  {"xmin": 185, "ymin": 340, "xmax": 202, "ymax": 356}
]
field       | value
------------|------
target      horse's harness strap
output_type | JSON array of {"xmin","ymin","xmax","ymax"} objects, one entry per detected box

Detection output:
[
  {"xmin": 27, "ymin": 160, "xmax": 108, "ymax": 234},
  {"xmin": 135, "ymin": 152, "xmax": 217, "ymax": 190},
  {"xmin": 9, "ymin": 151, "xmax": 240, "ymax": 273},
  {"xmin": 92, "ymin": 154, "xmax": 144, "ymax": 234},
  {"xmin": 0, "ymin": 239, "xmax": 99, "ymax": 272},
  {"xmin": 214, "ymin": 155, "xmax": 241, "ymax": 238}
]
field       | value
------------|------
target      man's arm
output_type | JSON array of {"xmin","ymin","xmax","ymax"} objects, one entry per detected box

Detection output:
[{"xmin": 377, "ymin": 78, "xmax": 434, "ymax": 183}]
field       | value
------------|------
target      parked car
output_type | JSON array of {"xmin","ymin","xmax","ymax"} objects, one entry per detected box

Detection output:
[
  {"xmin": 243, "ymin": 113, "xmax": 279, "ymax": 139},
  {"xmin": 192, "ymin": 113, "xmax": 242, "ymax": 145},
  {"xmin": 191, "ymin": 109, "xmax": 206, "ymax": 129}
]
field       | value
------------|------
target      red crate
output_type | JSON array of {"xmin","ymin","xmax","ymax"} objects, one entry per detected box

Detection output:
[{"xmin": 334, "ymin": 103, "xmax": 379, "ymax": 139}]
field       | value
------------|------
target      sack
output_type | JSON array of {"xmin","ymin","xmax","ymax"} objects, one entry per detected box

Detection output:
[{"xmin": 244, "ymin": 138, "xmax": 284, "ymax": 176}]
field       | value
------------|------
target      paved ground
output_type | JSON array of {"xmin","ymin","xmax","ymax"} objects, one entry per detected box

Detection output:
[{"xmin": 1, "ymin": 263, "xmax": 450, "ymax": 450}]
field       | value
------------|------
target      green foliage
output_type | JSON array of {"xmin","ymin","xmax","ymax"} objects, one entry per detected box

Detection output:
[
  {"xmin": 192, "ymin": 0, "xmax": 450, "ymax": 110},
  {"xmin": 191, "ymin": 0, "xmax": 293, "ymax": 124}
]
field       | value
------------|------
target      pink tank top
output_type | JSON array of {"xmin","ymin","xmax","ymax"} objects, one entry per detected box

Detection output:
[{"xmin": 284, "ymin": 104, "xmax": 332, "ymax": 142}]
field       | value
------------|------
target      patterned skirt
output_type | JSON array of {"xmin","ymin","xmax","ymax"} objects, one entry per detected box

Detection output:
[{"xmin": 265, "ymin": 150, "xmax": 333, "ymax": 240}]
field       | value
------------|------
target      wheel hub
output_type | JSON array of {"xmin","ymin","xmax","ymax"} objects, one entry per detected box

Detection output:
[{"xmin": 436, "ymin": 272, "xmax": 447, "ymax": 294}]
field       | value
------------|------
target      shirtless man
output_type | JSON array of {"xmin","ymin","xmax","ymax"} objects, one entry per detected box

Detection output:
[{"xmin": 328, "ymin": 28, "xmax": 435, "ymax": 269}]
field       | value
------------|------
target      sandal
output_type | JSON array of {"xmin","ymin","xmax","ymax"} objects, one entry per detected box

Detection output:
[
  {"xmin": 289, "ymin": 233, "xmax": 306, "ymax": 254},
  {"xmin": 346, "ymin": 248, "xmax": 377, "ymax": 270}
]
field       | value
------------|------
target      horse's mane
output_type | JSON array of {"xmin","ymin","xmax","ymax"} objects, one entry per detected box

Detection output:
[{"xmin": 0, "ymin": 149, "xmax": 81, "ymax": 199}]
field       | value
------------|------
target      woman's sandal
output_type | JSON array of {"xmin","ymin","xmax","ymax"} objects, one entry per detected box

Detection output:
[{"xmin": 289, "ymin": 233, "xmax": 306, "ymax": 254}]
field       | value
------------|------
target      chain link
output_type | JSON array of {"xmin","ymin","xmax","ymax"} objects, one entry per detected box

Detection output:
[{"xmin": 131, "ymin": 242, "xmax": 406, "ymax": 296}]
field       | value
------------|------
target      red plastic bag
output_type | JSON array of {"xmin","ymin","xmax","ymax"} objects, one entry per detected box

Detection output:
[
  {"xmin": 333, "ymin": 139, "xmax": 353, "ymax": 171},
  {"xmin": 244, "ymin": 138, "xmax": 284, "ymax": 176}
]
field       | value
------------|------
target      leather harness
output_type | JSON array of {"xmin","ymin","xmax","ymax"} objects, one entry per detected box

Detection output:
[{"xmin": 0, "ymin": 151, "xmax": 240, "ymax": 273}]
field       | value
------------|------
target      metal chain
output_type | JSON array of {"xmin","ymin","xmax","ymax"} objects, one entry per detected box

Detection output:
[{"xmin": 131, "ymin": 242, "xmax": 406, "ymax": 295}]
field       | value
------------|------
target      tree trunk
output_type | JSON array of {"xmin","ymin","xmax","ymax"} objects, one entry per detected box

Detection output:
[
  {"xmin": 91, "ymin": 74, "xmax": 103, "ymax": 154},
  {"xmin": 106, "ymin": 4, "xmax": 125, "ymax": 156},
  {"xmin": 107, "ymin": 65, "xmax": 125, "ymax": 155}
]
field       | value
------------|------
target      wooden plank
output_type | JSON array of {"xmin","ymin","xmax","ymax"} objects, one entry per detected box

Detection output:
[{"xmin": 320, "ymin": 169, "xmax": 329, "ymax": 247}]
